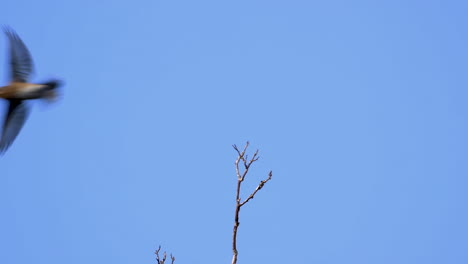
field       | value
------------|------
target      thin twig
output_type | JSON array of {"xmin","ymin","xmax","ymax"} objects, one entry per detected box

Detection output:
[
  {"xmin": 155, "ymin": 246, "xmax": 175, "ymax": 264},
  {"xmin": 240, "ymin": 171, "xmax": 272, "ymax": 207}
]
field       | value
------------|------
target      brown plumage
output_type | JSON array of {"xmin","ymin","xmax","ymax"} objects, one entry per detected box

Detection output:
[{"xmin": 0, "ymin": 26, "xmax": 62, "ymax": 154}]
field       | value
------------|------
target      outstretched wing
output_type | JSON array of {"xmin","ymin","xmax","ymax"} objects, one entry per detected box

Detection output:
[
  {"xmin": 0, "ymin": 100, "xmax": 30, "ymax": 154},
  {"xmin": 4, "ymin": 27, "xmax": 34, "ymax": 82}
]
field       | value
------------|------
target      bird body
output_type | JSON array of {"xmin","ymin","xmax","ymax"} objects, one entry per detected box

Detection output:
[
  {"xmin": 0, "ymin": 82, "xmax": 59, "ymax": 100},
  {"xmin": 0, "ymin": 82, "xmax": 46, "ymax": 99},
  {"xmin": 0, "ymin": 27, "xmax": 62, "ymax": 154}
]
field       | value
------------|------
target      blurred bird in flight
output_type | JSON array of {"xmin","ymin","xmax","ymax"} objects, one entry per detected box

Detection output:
[{"xmin": 0, "ymin": 26, "xmax": 62, "ymax": 154}]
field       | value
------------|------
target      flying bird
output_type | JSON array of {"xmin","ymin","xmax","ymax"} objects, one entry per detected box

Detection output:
[{"xmin": 0, "ymin": 27, "xmax": 62, "ymax": 154}]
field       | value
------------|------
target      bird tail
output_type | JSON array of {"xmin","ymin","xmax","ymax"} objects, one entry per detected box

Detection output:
[
  {"xmin": 41, "ymin": 79, "xmax": 63, "ymax": 90},
  {"xmin": 41, "ymin": 79, "xmax": 63, "ymax": 103}
]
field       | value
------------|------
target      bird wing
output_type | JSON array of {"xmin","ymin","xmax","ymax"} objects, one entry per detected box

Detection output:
[
  {"xmin": 0, "ymin": 100, "xmax": 30, "ymax": 154},
  {"xmin": 4, "ymin": 27, "xmax": 34, "ymax": 82}
]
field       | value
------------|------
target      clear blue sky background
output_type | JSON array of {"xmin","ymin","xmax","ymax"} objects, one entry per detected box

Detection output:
[{"xmin": 1, "ymin": 0, "xmax": 467, "ymax": 263}]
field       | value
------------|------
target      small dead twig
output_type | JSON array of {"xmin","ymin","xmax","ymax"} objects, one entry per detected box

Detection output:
[
  {"xmin": 240, "ymin": 171, "xmax": 272, "ymax": 207},
  {"xmin": 155, "ymin": 246, "xmax": 175, "ymax": 264},
  {"xmin": 231, "ymin": 141, "xmax": 273, "ymax": 264}
]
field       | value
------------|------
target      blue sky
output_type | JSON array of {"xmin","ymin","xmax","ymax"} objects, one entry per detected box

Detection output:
[{"xmin": 1, "ymin": 0, "xmax": 468, "ymax": 263}]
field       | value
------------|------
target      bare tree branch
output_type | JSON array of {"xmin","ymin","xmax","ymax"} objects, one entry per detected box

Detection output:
[
  {"xmin": 239, "ymin": 171, "xmax": 272, "ymax": 207},
  {"xmin": 232, "ymin": 142, "xmax": 272, "ymax": 264},
  {"xmin": 155, "ymin": 246, "xmax": 175, "ymax": 264}
]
